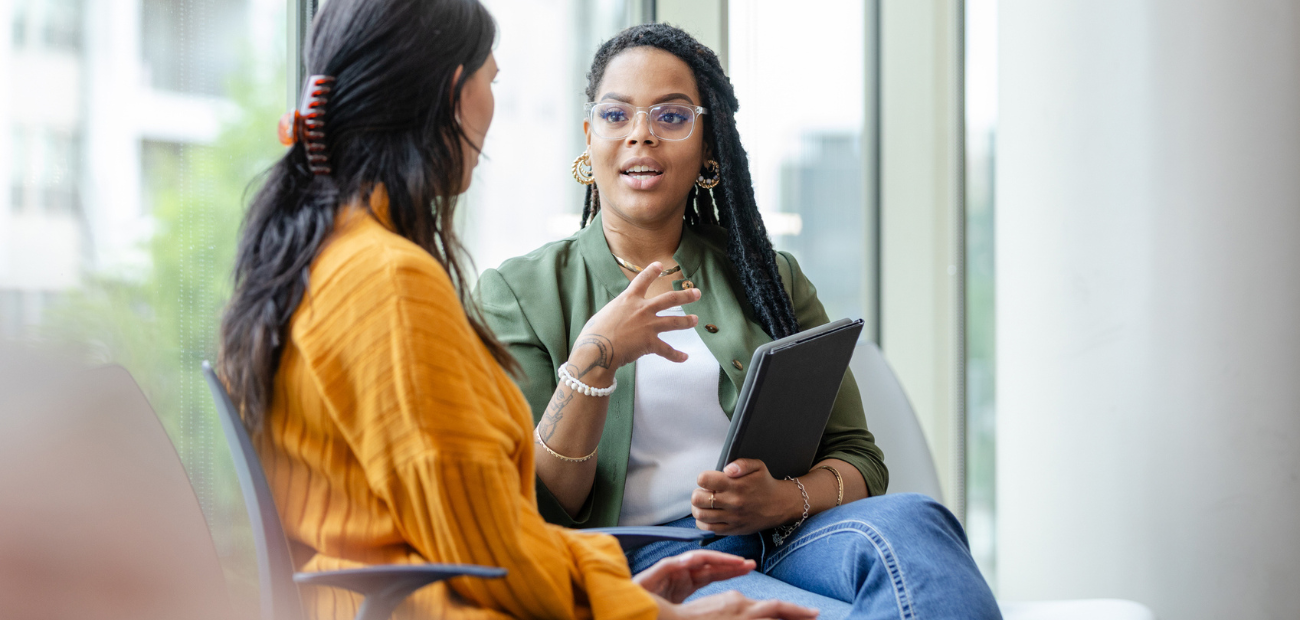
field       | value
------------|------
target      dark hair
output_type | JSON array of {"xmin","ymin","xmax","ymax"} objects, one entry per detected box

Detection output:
[
  {"xmin": 579, "ymin": 23, "xmax": 800, "ymax": 340},
  {"xmin": 219, "ymin": 0, "xmax": 512, "ymax": 432}
]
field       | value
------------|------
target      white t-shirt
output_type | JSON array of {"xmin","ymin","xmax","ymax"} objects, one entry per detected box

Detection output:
[{"xmin": 618, "ymin": 306, "xmax": 733, "ymax": 526}]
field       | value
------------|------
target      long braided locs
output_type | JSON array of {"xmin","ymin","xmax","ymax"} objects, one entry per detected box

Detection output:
[{"xmin": 578, "ymin": 23, "xmax": 799, "ymax": 339}]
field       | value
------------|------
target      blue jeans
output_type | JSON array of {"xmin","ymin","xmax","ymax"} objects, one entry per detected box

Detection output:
[{"xmin": 626, "ymin": 493, "xmax": 1001, "ymax": 620}]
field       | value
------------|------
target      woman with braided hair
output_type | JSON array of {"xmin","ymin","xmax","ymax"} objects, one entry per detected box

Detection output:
[{"xmin": 477, "ymin": 23, "xmax": 1000, "ymax": 619}]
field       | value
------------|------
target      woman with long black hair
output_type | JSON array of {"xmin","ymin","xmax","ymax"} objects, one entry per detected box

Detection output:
[
  {"xmin": 218, "ymin": 2, "xmax": 817, "ymax": 619},
  {"xmin": 477, "ymin": 23, "xmax": 1001, "ymax": 619}
]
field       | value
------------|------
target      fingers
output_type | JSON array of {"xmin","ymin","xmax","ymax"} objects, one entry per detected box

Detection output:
[
  {"xmin": 689, "ymin": 562, "xmax": 755, "ymax": 585},
  {"xmin": 691, "ymin": 503, "xmax": 726, "ymax": 522},
  {"xmin": 694, "ymin": 518, "xmax": 732, "ymax": 533},
  {"xmin": 692, "ymin": 509, "xmax": 731, "ymax": 530},
  {"xmin": 652, "ymin": 314, "xmax": 699, "ymax": 334},
  {"xmin": 693, "ymin": 591, "xmax": 819, "ymax": 620},
  {"xmin": 748, "ymin": 599, "xmax": 820, "ymax": 620},
  {"xmin": 647, "ymin": 287, "xmax": 702, "ymax": 313},
  {"xmin": 624, "ymin": 261, "xmax": 663, "ymax": 296},
  {"xmin": 650, "ymin": 337, "xmax": 689, "ymax": 363},
  {"xmin": 691, "ymin": 486, "xmax": 722, "ymax": 509},
  {"xmin": 672, "ymin": 549, "xmax": 752, "ymax": 570},
  {"xmin": 691, "ymin": 487, "xmax": 733, "ymax": 511},
  {"xmin": 697, "ymin": 469, "xmax": 730, "ymax": 490},
  {"xmin": 723, "ymin": 458, "xmax": 767, "ymax": 478}
]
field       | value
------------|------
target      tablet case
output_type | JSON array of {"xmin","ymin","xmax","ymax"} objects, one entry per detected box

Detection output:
[{"xmin": 716, "ymin": 318, "xmax": 864, "ymax": 480}]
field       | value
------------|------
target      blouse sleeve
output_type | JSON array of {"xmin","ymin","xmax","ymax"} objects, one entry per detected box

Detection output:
[
  {"xmin": 778, "ymin": 251, "xmax": 891, "ymax": 496},
  {"xmin": 307, "ymin": 249, "xmax": 656, "ymax": 620}
]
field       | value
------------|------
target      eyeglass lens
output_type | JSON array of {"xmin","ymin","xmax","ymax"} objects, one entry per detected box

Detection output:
[{"xmin": 590, "ymin": 103, "xmax": 699, "ymax": 141}]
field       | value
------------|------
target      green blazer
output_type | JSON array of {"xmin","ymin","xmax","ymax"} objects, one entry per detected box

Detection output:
[{"xmin": 474, "ymin": 213, "xmax": 888, "ymax": 528}]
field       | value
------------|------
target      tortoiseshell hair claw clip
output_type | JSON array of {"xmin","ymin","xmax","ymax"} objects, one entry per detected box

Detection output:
[{"xmin": 278, "ymin": 75, "xmax": 337, "ymax": 176}]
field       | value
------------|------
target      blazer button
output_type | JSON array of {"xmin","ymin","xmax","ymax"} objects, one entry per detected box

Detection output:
[
  {"xmin": 705, "ymin": 324, "xmax": 719, "ymax": 333},
  {"xmin": 681, "ymin": 280, "xmax": 695, "ymax": 289},
  {"xmin": 732, "ymin": 359, "xmax": 743, "ymax": 371}
]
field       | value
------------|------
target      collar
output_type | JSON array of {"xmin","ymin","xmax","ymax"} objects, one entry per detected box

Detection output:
[
  {"xmin": 575, "ymin": 211, "xmax": 708, "ymax": 295},
  {"xmin": 366, "ymin": 185, "xmax": 395, "ymax": 230},
  {"xmin": 338, "ymin": 184, "xmax": 396, "ymax": 231}
]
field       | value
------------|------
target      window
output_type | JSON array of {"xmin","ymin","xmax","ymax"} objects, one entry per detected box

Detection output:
[
  {"xmin": 12, "ymin": 0, "xmax": 84, "ymax": 52},
  {"xmin": 965, "ymin": 0, "xmax": 998, "ymax": 586},
  {"xmin": 10, "ymin": 125, "xmax": 81, "ymax": 215},
  {"xmin": 729, "ymin": 0, "xmax": 870, "ymax": 328},
  {"xmin": 141, "ymin": 0, "xmax": 247, "ymax": 96},
  {"xmin": 1, "ymin": 1, "xmax": 288, "ymax": 614},
  {"xmin": 461, "ymin": 0, "xmax": 649, "ymax": 269}
]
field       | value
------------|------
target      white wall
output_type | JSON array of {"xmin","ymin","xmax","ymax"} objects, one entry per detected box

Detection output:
[{"xmin": 997, "ymin": 1, "xmax": 1300, "ymax": 618}]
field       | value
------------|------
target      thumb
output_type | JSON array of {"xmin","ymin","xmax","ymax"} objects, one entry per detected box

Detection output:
[{"xmin": 723, "ymin": 458, "xmax": 766, "ymax": 478}]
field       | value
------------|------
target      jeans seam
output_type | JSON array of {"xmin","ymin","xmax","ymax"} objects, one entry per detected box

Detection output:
[{"xmin": 764, "ymin": 519, "xmax": 918, "ymax": 620}]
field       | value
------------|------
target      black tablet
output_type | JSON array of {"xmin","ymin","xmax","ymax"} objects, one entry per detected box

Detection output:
[{"xmin": 715, "ymin": 318, "xmax": 864, "ymax": 480}]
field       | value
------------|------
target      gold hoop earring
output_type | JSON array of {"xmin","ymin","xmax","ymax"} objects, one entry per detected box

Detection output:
[
  {"xmin": 572, "ymin": 150, "xmax": 596, "ymax": 185},
  {"xmin": 696, "ymin": 159, "xmax": 721, "ymax": 189}
]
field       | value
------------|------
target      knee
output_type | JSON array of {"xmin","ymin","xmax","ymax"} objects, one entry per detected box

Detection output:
[
  {"xmin": 879, "ymin": 492, "xmax": 951, "ymax": 518},
  {"xmin": 838, "ymin": 493, "xmax": 968, "ymax": 544},
  {"xmin": 843, "ymin": 491, "xmax": 947, "ymax": 519}
]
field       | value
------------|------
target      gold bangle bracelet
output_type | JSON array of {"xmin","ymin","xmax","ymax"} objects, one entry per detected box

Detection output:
[
  {"xmin": 817, "ymin": 465, "xmax": 844, "ymax": 507},
  {"xmin": 534, "ymin": 427, "xmax": 598, "ymax": 463}
]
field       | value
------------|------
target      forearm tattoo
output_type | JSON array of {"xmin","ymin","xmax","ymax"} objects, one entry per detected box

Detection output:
[
  {"xmin": 535, "ymin": 334, "xmax": 614, "ymax": 443},
  {"xmin": 538, "ymin": 378, "xmax": 576, "ymax": 442}
]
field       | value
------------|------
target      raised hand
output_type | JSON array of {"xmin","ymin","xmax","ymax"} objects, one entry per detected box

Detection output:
[
  {"xmin": 565, "ymin": 261, "xmax": 702, "ymax": 387},
  {"xmin": 534, "ymin": 262, "xmax": 704, "ymax": 517}
]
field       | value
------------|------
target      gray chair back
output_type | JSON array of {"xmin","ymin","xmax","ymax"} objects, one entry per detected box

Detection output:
[
  {"xmin": 202, "ymin": 362, "xmax": 305, "ymax": 620},
  {"xmin": 848, "ymin": 342, "xmax": 944, "ymax": 502},
  {"xmin": 0, "ymin": 356, "xmax": 235, "ymax": 620}
]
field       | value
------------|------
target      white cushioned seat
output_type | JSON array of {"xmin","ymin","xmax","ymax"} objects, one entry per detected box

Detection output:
[{"xmin": 999, "ymin": 599, "xmax": 1155, "ymax": 620}]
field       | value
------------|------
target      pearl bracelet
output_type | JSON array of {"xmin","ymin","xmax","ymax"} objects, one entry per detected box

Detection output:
[{"xmin": 558, "ymin": 365, "xmax": 617, "ymax": 398}]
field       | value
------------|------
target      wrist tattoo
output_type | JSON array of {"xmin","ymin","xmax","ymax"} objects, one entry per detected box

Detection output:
[{"xmin": 572, "ymin": 334, "xmax": 613, "ymax": 378}]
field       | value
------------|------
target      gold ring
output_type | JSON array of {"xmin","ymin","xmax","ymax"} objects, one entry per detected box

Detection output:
[{"xmin": 710, "ymin": 491, "xmax": 716, "ymax": 510}]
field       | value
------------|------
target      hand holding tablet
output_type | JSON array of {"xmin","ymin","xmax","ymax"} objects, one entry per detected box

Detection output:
[{"xmin": 716, "ymin": 318, "xmax": 865, "ymax": 480}]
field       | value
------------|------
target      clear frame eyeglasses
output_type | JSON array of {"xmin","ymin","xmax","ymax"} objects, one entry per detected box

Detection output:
[{"xmin": 585, "ymin": 101, "xmax": 708, "ymax": 141}]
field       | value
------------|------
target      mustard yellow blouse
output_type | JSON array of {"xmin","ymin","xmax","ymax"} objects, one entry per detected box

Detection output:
[{"xmin": 256, "ymin": 192, "xmax": 657, "ymax": 620}]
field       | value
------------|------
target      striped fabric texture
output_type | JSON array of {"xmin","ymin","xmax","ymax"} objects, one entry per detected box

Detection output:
[{"xmin": 256, "ymin": 191, "xmax": 657, "ymax": 620}]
